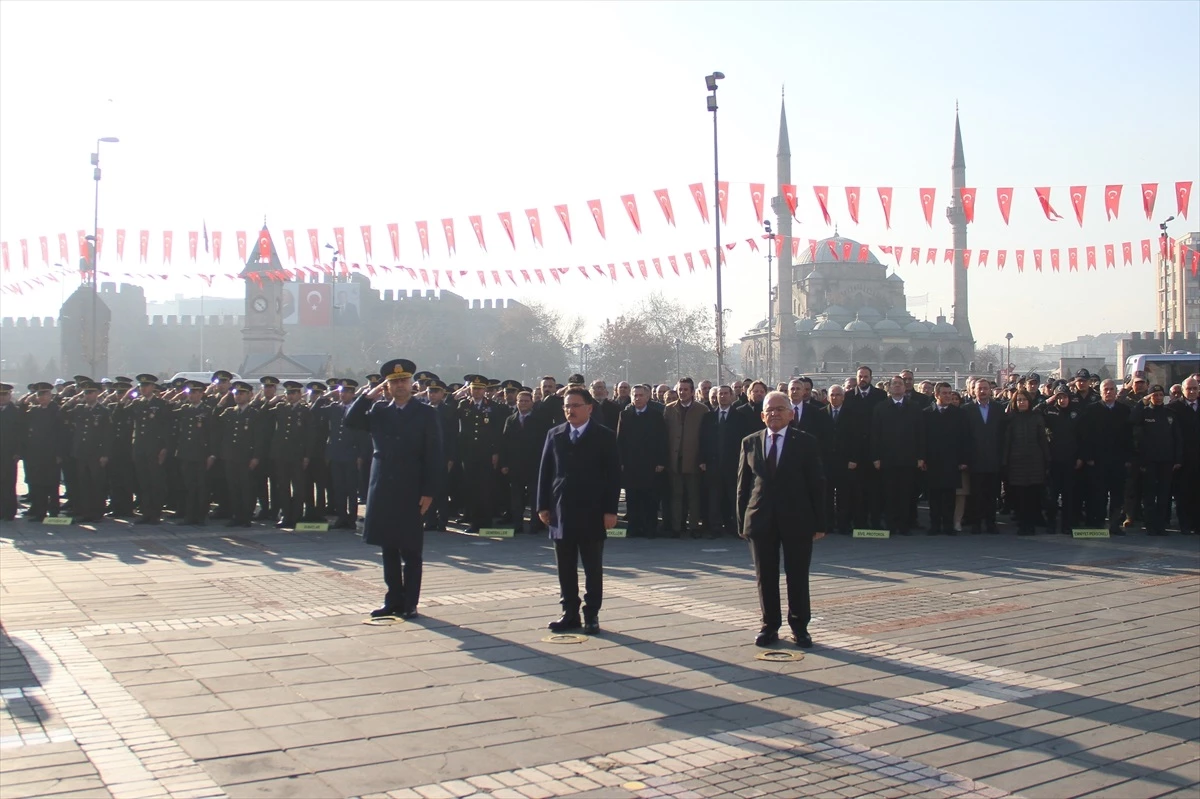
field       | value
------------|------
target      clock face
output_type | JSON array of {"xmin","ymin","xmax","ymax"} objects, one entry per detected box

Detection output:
[{"xmin": 252, "ymin": 296, "xmax": 268, "ymax": 313}]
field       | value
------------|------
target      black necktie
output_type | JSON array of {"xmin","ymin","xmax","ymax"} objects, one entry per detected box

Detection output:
[
  {"xmin": 766, "ymin": 433, "xmax": 779, "ymax": 475},
  {"xmin": 832, "ymin": 409, "xmax": 838, "ymax": 422}
]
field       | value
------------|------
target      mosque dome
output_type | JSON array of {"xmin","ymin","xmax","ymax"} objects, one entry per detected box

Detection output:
[
  {"xmin": 853, "ymin": 306, "xmax": 882, "ymax": 322},
  {"xmin": 906, "ymin": 320, "xmax": 934, "ymax": 334},
  {"xmin": 886, "ymin": 272, "xmax": 904, "ymax": 282},
  {"xmin": 934, "ymin": 318, "xmax": 960, "ymax": 335},
  {"xmin": 874, "ymin": 318, "xmax": 903, "ymax": 333},
  {"xmin": 796, "ymin": 236, "xmax": 882, "ymax": 266},
  {"xmin": 813, "ymin": 318, "xmax": 842, "ymax": 332},
  {"xmin": 795, "ymin": 317, "xmax": 816, "ymax": 332},
  {"xmin": 844, "ymin": 316, "xmax": 874, "ymax": 333},
  {"xmin": 822, "ymin": 304, "xmax": 852, "ymax": 322}
]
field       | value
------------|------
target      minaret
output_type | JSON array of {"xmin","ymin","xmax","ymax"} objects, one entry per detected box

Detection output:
[
  {"xmin": 945, "ymin": 108, "xmax": 973, "ymax": 342},
  {"xmin": 770, "ymin": 93, "xmax": 797, "ymax": 372}
]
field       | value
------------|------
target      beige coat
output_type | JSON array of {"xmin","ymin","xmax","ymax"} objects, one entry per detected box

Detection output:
[{"xmin": 664, "ymin": 400, "xmax": 708, "ymax": 474}]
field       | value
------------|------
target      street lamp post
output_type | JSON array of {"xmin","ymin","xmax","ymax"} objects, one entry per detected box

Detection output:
[
  {"xmin": 1005, "ymin": 332, "xmax": 1013, "ymax": 384},
  {"xmin": 1159, "ymin": 216, "xmax": 1175, "ymax": 354},
  {"xmin": 674, "ymin": 337, "xmax": 682, "ymax": 378},
  {"xmin": 706, "ymin": 71, "xmax": 725, "ymax": 383},
  {"xmin": 623, "ymin": 358, "xmax": 631, "ymax": 384},
  {"xmin": 89, "ymin": 137, "xmax": 119, "ymax": 375}
]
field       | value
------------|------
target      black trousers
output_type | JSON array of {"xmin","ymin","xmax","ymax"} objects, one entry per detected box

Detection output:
[
  {"xmin": 748, "ymin": 523, "xmax": 813, "ymax": 632},
  {"xmin": 26, "ymin": 467, "xmax": 60, "ymax": 518},
  {"xmin": 1011, "ymin": 483, "xmax": 1043, "ymax": 531},
  {"xmin": 108, "ymin": 452, "xmax": 135, "ymax": 515},
  {"xmin": 508, "ymin": 471, "xmax": 541, "ymax": 533},
  {"xmin": 1087, "ymin": 460, "xmax": 1126, "ymax": 530},
  {"xmin": 134, "ymin": 451, "xmax": 166, "ymax": 520},
  {"xmin": 1142, "ymin": 463, "xmax": 1175, "ymax": 534},
  {"xmin": 74, "ymin": 458, "xmax": 106, "ymax": 519},
  {"xmin": 0, "ymin": 456, "xmax": 17, "ymax": 519},
  {"xmin": 970, "ymin": 471, "xmax": 1000, "ymax": 529},
  {"xmin": 883, "ymin": 466, "xmax": 915, "ymax": 534},
  {"xmin": 554, "ymin": 538, "xmax": 605, "ymax": 619},
  {"xmin": 1123, "ymin": 463, "xmax": 1144, "ymax": 523},
  {"xmin": 852, "ymin": 467, "xmax": 882, "ymax": 528},
  {"xmin": 180, "ymin": 459, "xmax": 208, "ymax": 523},
  {"xmin": 1046, "ymin": 461, "xmax": 1076, "ymax": 532},
  {"xmin": 705, "ymin": 468, "xmax": 737, "ymax": 535},
  {"xmin": 461, "ymin": 455, "xmax": 494, "ymax": 527},
  {"xmin": 928, "ymin": 487, "xmax": 956, "ymax": 533},
  {"xmin": 255, "ymin": 457, "xmax": 277, "ymax": 515},
  {"xmin": 825, "ymin": 467, "xmax": 853, "ymax": 534},
  {"xmin": 329, "ymin": 459, "xmax": 359, "ymax": 523},
  {"xmin": 625, "ymin": 487, "xmax": 659, "ymax": 537},
  {"xmin": 275, "ymin": 459, "xmax": 306, "ymax": 524},
  {"xmin": 1176, "ymin": 463, "xmax": 1200, "ymax": 533},
  {"xmin": 381, "ymin": 545, "xmax": 423, "ymax": 613},
  {"xmin": 226, "ymin": 459, "xmax": 254, "ymax": 524},
  {"xmin": 306, "ymin": 458, "xmax": 328, "ymax": 518}
]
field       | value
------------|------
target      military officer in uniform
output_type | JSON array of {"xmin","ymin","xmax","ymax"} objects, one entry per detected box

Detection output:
[
  {"xmin": 271, "ymin": 381, "xmax": 317, "ymax": 528},
  {"xmin": 23, "ymin": 383, "xmax": 64, "ymax": 520},
  {"xmin": 68, "ymin": 381, "xmax": 112, "ymax": 522},
  {"xmin": 304, "ymin": 381, "xmax": 333, "ymax": 521},
  {"xmin": 251, "ymin": 376, "xmax": 283, "ymax": 521},
  {"xmin": 130, "ymin": 375, "xmax": 172, "ymax": 524},
  {"xmin": 105, "ymin": 380, "xmax": 137, "ymax": 517},
  {"xmin": 324, "ymin": 379, "xmax": 369, "ymax": 530},
  {"xmin": 0, "ymin": 383, "xmax": 24, "ymax": 521},
  {"xmin": 216, "ymin": 381, "xmax": 270, "ymax": 527},
  {"xmin": 174, "ymin": 381, "xmax": 213, "ymax": 525},
  {"xmin": 346, "ymin": 358, "xmax": 444, "ymax": 619},
  {"xmin": 457, "ymin": 374, "xmax": 501, "ymax": 532},
  {"xmin": 420, "ymin": 377, "xmax": 457, "ymax": 532}
]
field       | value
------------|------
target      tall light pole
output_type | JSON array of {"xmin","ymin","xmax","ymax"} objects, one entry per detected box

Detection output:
[
  {"xmin": 1159, "ymin": 216, "xmax": 1175, "ymax": 354},
  {"xmin": 1005, "ymin": 332, "xmax": 1013, "ymax": 384},
  {"xmin": 88, "ymin": 137, "xmax": 119, "ymax": 375},
  {"xmin": 764, "ymin": 220, "xmax": 775, "ymax": 385},
  {"xmin": 674, "ymin": 337, "xmax": 682, "ymax": 378},
  {"xmin": 706, "ymin": 71, "xmax": 725, "ymax": 382}
]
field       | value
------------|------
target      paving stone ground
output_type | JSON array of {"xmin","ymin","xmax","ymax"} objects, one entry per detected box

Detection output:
[{"xmin": 1, "ymin": 513, "xmax": 1197, "ymax": 799}]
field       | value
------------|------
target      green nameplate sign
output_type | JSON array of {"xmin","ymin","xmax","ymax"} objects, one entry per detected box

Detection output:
[
  {"xmin": 607, "ymin": 528, "xmax": 627, "ymax": 538},
  {"xmin": 43, "ymin": 517, "xmax": 73, "ymax": 526},
  {"xmin": 478, "ymin": 528, "xmax": 514, "ymax": 538},
  {"xmin": 853, "ymin": 529, "xmax": 890, "ymax": 539},
  {"xmin": 295, "ymin": 522, "xmax": 329, "ymax": 532},
  {"xmin": 1072, "ymin": 528, "xmax": 1110, "ymax": 539}
]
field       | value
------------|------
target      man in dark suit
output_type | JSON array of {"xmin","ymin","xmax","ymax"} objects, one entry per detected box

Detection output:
[
  {"xmin": 1081, "ymin": 378, "xmax": 1133, "ymax": 534},
  {"xmin": 616, "ymin": 385, "xmax": 667, "ymax": 538},
  {"xmin": 871, "ymin": 376, "xmax": 926, "ymax": 536},
  {"xmin": 737, "ymin": 391, "xmax": 826, "ymax": 649},
  {"xmin": 787, "ymin": 377, "xmax": 832, "ymax": 456},
  {"xmin": 822, "ymin": 385, "xmax": 865, "ymax": 535},
  {"xmin": 963, "ymin": 378, "xmax": 1006, "ymax": 534},
  {"xmin": 699, "ymin": 385, "xmax": 745, "ymax": 538},
  {"xmin": 537, "ymin": 387, "xmax": 621, "ymax": 635},
  {"xmin": 589, "ymin": 380, "xmax": 622, "ymax": 431},
  {"xmin": 736, "ymin": 380, "xmax": 768, "ymax": 433},
  {"xmin": 842, "ymin": 366, "xmax": 887, "ymax": 528},
  {"xmin": 923, "ymin": 382, "xmax": 969, "ymax": 535},
  {"xmin": 500, "ymin": 390, "xmax": 550, "ymax": 534},
  {"xmin": 1169, "ymin": 376, "xmax": 1199, "ymax": 534}
]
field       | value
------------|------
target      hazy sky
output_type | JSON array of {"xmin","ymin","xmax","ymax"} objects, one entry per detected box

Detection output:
[{"xmin": 1, "ymin": 0, "xmax": 1197, "ymax": 349}]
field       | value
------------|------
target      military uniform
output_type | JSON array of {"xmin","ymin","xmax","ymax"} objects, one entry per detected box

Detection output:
[
  {"xmin": 106, "ymin": 382, "xmax": 137, "ymax": 516},
  {"xmin": 457, "ymin": 377, "xmax": 502, "ymax": 531},
  {"xmin": 323, "ymin": 383, "xmax": 370, "ymax": 529},
  {"xmin": 173, "ymin": 387, "xmax": 214, "ymax": 524},
  {"xmin": 68, "ymin": 392, "xmax": 113, "ymax": 521},
  {"xmin": 303, "ymin": 382, "xmax": 332, "ymax": 521},
  {"xmin": 1131, "ymin": 391, "xmax": 1182, "ymax": 536},
  {"xmin": 251, "ymin": 377, "xmax": 283, "ymax": 520},
  {"xmin": 130, "ymin": 378, "xmax": 173, "ymax": 523},
  {"xmin": 216, "ymin": 387, "xmax": 270, "ymax": 526},
  {"xmin": 23, "ymin": 389, "xmax": 64, "ymax": 520},
  {"xmin": 0, "ymin": 386, "xmax": 26, "ymax": 520},
  {"xmin": 270, "ymin": 385, "xmax": 317, "ymax": 527}
]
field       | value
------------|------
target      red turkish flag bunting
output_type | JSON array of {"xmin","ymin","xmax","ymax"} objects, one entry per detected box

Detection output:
[
  {"xmin": 587, "ymin": 200, "xmax": 606, "ymax": 239},
  {"xmin": 257, "ymin": 229, "xmax": 271, "ymax": 262},
  {"xmin": 77, "ymin": 230, "xmax": 87, "ymax": 262},
  {"xmin": 688, "ymin": 183, "xmax": 709, "ymax": 223},
  {"xmin": 919, "ymin": 188, "xmax": 937, "ymax": 228},
  {"xmin": 492, "ymin": 270, "xmax": 502, "ymax": 286},
  {"xmin": 468, "ymin": 216, "xmax": 485, "ymax": 251},
  {"xmin": 997, "ymin": 187, "xmax": 1014, "ymax": 225},
  {"xmin": 750, "ymin": 184, "xmax": 765, "ymax": 225},
  {"xmin": 1140, "ymin": 239, "xmax": 1151, "ymax": 263},
  {"xmin": 59, "ymin": 233, "xmax": 69, "ymax": 262},
  {"xmin": 19, "ymin": 239, "xmax": 27, "ymax": 269},
  {"xmin": 717, "ymin": 181, "xmax": 729, "ymax": 224},
  {"xmin": 1069, "ymin": 186, "xmax": 1087, "ymax": 227},
  {"xmin": 415, "ymin": 222, "xmax": 430, "ymax": 257},
  {"xmin": 781, "ymin": 185, "xmax": 799, "ymax": 220},
  {"xmin": 1086, "ymin": 246, "xmax": 1096, "ymax": 270},
  {"xmin": 1104, "ymin": 185, "xmax": 1122, "ymax": 220},
  {"xmin": 1050, "ymin": 249, "xmax": 1061, "ymax": 272},
  {"xmin": 1033, "ymin": 250, "xmax": 1043, "ymax": 271},
  {"xmin": 333, "ymin": 227, "xmax": 346, "ymax": 258},
  {"xmin": 943, "ymin": 249, "xmax": 953, "ymax": 264},
  {"xmin": 189, "ymin": 231, "xmax": 198, "ymax": 262},
  {"xmin": 997, "ymin": 250, "xmax": 1007, "ymax": 270},
  {"xmin": 638, "ymin": 260, "xmax": 648, "ymax": 278},
  {"xmin": 387, "ymin": 223, "xmax": 400, "ymax": 259},
  {"xmin": 857, "ymin": 243, "xmax": 870, "ymax": 262},
  {"xmin": 978, "ymin": 249, "xmax": 989, "ymax": 267},
  {"xmin": 669, "ymin": 255, "xmax": 680, "ymax": 276},
  {"xmin": 653, "ymin": 189, "xmax": 675, "ymax": 227},
  {"xmin": 115, "ymin": 230, "xmax": 124, "ymax": 262},
  {"xmin": 236, "ymin": 231, "xmax": 247, "ymax": 263},
  {"xmin": 878, "ymin": 187, "xmax": 893, "ymax": 229},
  {"xmin": 699, "ymin": 250, "xmax": 711, "ymax": 269},
  {"xmin": 926, "ymin": 248, "xmax": 936, "ymax": 265},
  {"xmin": 307, "ymin": 229, "xmax": 319, "ymax": 264},
  {"xmin": 283, "ymin": 230, "xmax": 296, "ymax": 263},
  {"xmin": 1068, "ymin": 248, "xmax": 1078, "ymax": 271},
  {"xmin": 1015, "ymin": 250, "xmax": 1025, "ymax": 272},
  {"xmin": 621, "ymin": 195, "xmax": 642, "ymax": 234},
  {"xmin": 1192, "ymin": 250, "xmax": 1199, "ymax": 276},
  {"xmin": 163, "ymin": 231, "xmax": 174, "ymax": 264},
  {"xmin": 1141, "ymin": 183, "xmax": 1158, "ymax": 220},
  {"xmin": 845, "ymin": 187, "xmax": 861, "ymax": 224},
  {"xmin": 652, "ymin": 258, "xmax": 663, "ymax": 279},
  {"xmin": 1121, "ymin": 241, "xmax": 1132, "ymax": 266},
  {"xmin": 39, "ymin": 236, "xmax": 48, "ymax": 266},
  {"xmin": 95, "ymin": 229, "xmax": 105, "ymax": 259},
  {"xmin": 526, "ymin": 209, "xmax": 544, "ymax": 246},
  {"xmin": 684, "ymin": 253, "xmax": 695, "ymax": 272},
  {"xmin": 498, "ymin": 212, "xmax": 516, "ymax": 250},
  {"xmin": 1035, "ymin": 187, "xmax": 1063, "ymax": 221},
  {"xmin": 361, "ymin": 225, "xmax": 373, "ymax": 260},
  {"xmin": 962, "ymin": 249, "xmax": 972, "ymax": 269},
  {"xmin": 213, "ymin": 231, "xmax": 224, "ymax": 263},
  {"xmin": 1177, "ymin": 181, "xmax": 1193, "ymax": 218},
  {"xmin": 578, "ymin": 267, "xmax": 591, "ymax": 281},
  {"xmin": 521, "ymin": 269, "xmax": 531, "ymax": 283},
  {"xmin": 0, "ymin": 241, "xmax": 7, "ymax": 271},
  {"xmin": 910, "ymin": 247, "xmax": 919, "ymax": 265},
  {"xmin": 960, "ymin": 188, "xmax": 976, "ymax": 224},
  {"xmin": 746, "ymin": 238, "xmax": 759, "ymax": 252},
  {"xmin": 814, "ymin": 186, "xmax": 832, "ymax": 226},
  {"xmin": 554, "ymin": 204, "xmax": 573, "ymax": 243},
  {"xmin": 441, "ymin": 219, "xmax": 456, "ymax": 256}
]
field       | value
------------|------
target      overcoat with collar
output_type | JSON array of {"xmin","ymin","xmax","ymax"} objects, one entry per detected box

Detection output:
[
  {"xmin": 736, "ymin": 426, "xmax": 826, "ymax": 541},
  {"xmin": 536, "ymin": 420, "xmax": 620, "ymax": 542}
]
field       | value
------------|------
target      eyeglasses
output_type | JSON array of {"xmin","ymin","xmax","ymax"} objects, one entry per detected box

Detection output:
[
  {"xmin": 564, "ymin": 403, "xmax": 587, "ymax": 409},
  {"xmin": 764, "ymin": 407, "xmax": 789, "ymax": 414}
]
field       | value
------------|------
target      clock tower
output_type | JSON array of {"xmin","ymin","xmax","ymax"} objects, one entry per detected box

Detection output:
[{"xmin": 240, "ymin": 225, "xmax": 286, "ymax": 369}]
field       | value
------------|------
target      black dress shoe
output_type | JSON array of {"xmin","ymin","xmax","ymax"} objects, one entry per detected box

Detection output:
[
  {"xmin": 401, "ymin": 610, "xmax": 420, "ymax": 620},
  {"xmin": 583, "ymin": 618, "xmax": 600, "ymax": 635},
  {"xmin": 225, "ymin": 519, "xmax": 240, "ymax": 527},
  {"xmin": 370, "ymin": 606, "xmax": 400, "ymax": 618},
  {"xmin": 754, "ymin": 628, "xmax": 779, "ymax": 647},
  {"xmin": 547, "ymin": 615, "xmax": 582, "ymax": 632},
  {"xmin": 793, "ymin": 630, "xmax": 814, "ymax": 649}
]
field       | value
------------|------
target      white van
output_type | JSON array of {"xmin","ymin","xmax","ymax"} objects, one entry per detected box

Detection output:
[{"xmin": 168, "ymin": 371, "xmax": 242, "ymax": 384}]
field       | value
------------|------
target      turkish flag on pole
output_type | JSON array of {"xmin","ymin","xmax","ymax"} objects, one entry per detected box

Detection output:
[
  {"xmin": 554, "ymin": 205, "xmax": 573, "ymax": 243},
  {"xmin": 962, "ymin": 249, "xmax": 972, "ymax": 269},
  {"xmin": 688, "ymin": 183, "xmax": 709, "ymax": 223},
  {"xmin": 212, "ymin": 231, "xmax": 222, "ymax": 262},
  {"xmin": 236, "ymin": 231, "xmax": 247, "ymax": 263},
  {"xmin": 1069, "ymin": 186, "xmax": 1087, "ymax": 226},
  {"xmin": 361, "ymin": 225, "xmax": 373, "ymax": 260},
  {"xmin": 189, "ymin": 231, "xmax": 198, "ymax": 262},
  {"xmin": 441, "ymin": 219, "xmax": 456, "ymax": 255},
  {"xmin": 498, "ymin": 212, "xmax": 516, "ymax": 249},
  {"xmin": 1177, "ymin": 181, "xmax": 1193, "ymax": 218},
  {"xmin": 1104, "ymin": 244, "xmax": 1115, "ymax": 268},
  {"xmin": 842, "ymin": 241, "xmax": 854, "ymax": 261},
  {"xmin": 845, "ymin": 187, "xmax": 861, "ymax": 224},
  {"xmin": 782, "ymin": 185, "xmax": 799, "ymax": 219},
  {"xmin": 1141, "ymin": 183, "xmax": 1158, "ymax": 220},
  {"xmin": 469, "ymin": 215, "xmax": 486, "ymax": 251},
  {"xmin": 1140, "ymin": 239, "xmax": 1152, "ymax": 263},
  {"xmin": 1035, "ymin": 187, "xmax": 1063, "ymax": 221},
  {"xmin": 750, "ymin": 184, "xmax": 765, "ymax": 224},
  {"xmin": 163, "ymin": 231, "xmax": 174, "ymax": 264},
  {"xmin": 717, "ymin": 181, "xmax": 729, "ymax": 223},
  {"xmin": 59, "ymin": 233, "xmax": 69, "ymax": 262},
  {"xmin": 387, "ymin": 223, "xmax": 400, "ymax": 260},
  {"xmin": 1104, "ymin": 185, "xmax": 1123, "ymax": 220},
  {"xmin": 77, "ymin": 230, "xmax": 88, "ymax": 262},
  {"xmin": 1086, "ymin": 246, "xmax": 1097, "ymax": 270},
  {"xmin": 525, "ymin": 209, "xmax": 544, "ymax": 246},
  {"xmin": 333, "ymin": 227, "xmax": 346, "ymax": 258},
  {"xmin": 115, "ymin": 230, "xmax": 125, "ymax": 262},
  {"xmin": 960, "ymin": 188, "xmax": 976, "ymax": 224},
  {"xmin": 813, "ymin": 186, "xmax": 832, "ymax": 226},
  {"xmin": 792, "ymin": 239, "xmax": 801, "ymax": 259},
  {"xmin": 919, "ymin": 188, "xmax": 937, "ymax": 227},
  {"xmin": 95, "ymin": 229, "xmax": 105, "ymax": 259},
  {"xmin": 653, "ymin": 190, "xmax": 675, "ymax": 227},
  {"xmin": 997, "ymin": 187, "xmax": 1014, "ymax": 225},
  {"xmin": 415, "ymin": 221, "xmax": 430, "ymax": 257},
  {"xmin": 877, "ymin": 187, "xmax": 893, "ymax": 229},
  {"xmin": 279, "ymin": 230, "xmax": 293, "ymax": 263},
  {"xmin": 621, "ymin": 195, "xmax": 642, "ymax": 234},
  {"xmin": 997, "ymin": 250, "xmax": 1007, "ymax": 270},
  {"xmin": 587, "ymin": 200, "xmax": 606, "ymax": 239},
  {"xmin": 306, "ymin": 229, "xmax": 319, "ymax": 264},
  {"xmin": 257, "ymin": 229, "xmax": 271, "ymax": 262},
  {"xmin": 858, "ymin": 243, "xmax": 870, "ymax": 262}
]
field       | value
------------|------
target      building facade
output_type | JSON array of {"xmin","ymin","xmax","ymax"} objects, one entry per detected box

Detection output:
[{"xmin": 1157, "ymin": 231, "xmax": 1200, "ymax": 338}]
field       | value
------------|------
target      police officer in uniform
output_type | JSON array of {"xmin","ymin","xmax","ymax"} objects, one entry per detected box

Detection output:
[
  {"xmin": 1040, "ymin": 384, "xmax": 1082, "ymax": 534},
  {"xmin": 68, "ymin": 381, "xmax": 112, "ymax": 522},
  {"xmin": 271, "ymin": 381, "xmax": 317, "ymax": 528},
  {"xmin": 1132, "ymin": 384, "xmax": 1182, "ymax": 536},
  {"xmin": 174, "ymin": 381, "xmax": 213, "ymax": 525},
  {"xmin": 130, "ymin": 375, "xmax": 172, "ymax": 524},
  {"xmin": 457, "ymin": 374, "xmax": 501, "ymax": 532},
  {"xmin": 217, "ymin": 381, "xmax": 270, "ymax": 527}
]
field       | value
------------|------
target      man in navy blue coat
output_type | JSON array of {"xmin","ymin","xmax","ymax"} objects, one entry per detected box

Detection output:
[
  {"xmin": 346, "ymin": 358, "xmax": 444, "ymax": 620},
  {"xmin": 537, "ymin": 387, "xmax": 621, "ymax": 635}
]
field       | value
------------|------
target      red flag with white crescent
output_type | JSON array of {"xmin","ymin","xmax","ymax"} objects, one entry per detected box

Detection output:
[
  {"xmin": 441, "ymin": 219, "xmax": 456, "ymax": 256},
  {"xmin": 1177, "ymin": 181, "xmax": 1193, "ymax": 218},
  {"xmin": 257, "ymin": 229, "xmax": 271, "ymax": 262},
  {"xmin": 535, "ymin": 269, "xmax": 545, "ymax": 284},
  {"xmin": 997, "ymin": 250, "xmax": 1007, "ymax": 270},
  {"xmin": 876, "ymin": 187, "xmax": 893, "ymax": 229},
  {"xmin": 77, "ymin": 230, "xmax": 88, "ymax": 262},
  {"xmin": 497, "ymin": 212, "xmax": 516, "ymax": 249},
  {"xmin": 653, "ymin": 189, "xmax": 675, "ymax": 227},
  {"xmin": 926, "ymin": 248, "xmax": 936, "ymax": 265},
  {"xmin": 688, "ymin": 183, "xmax": 709, "ymax": 223},
  {"xmin": 782, "ymin": 185, "xmax": 799, "ymax": 220},
  {"xmin": 492, "ymin": 270, "xmax": 502, "ymax": 286},
  {"xmin": 943, "ymin": 249, "xmax": 953, "ymax": 264},
  {"xmin": 415, "ymin": 221, "xmax": 430, "ymax": 257},
  {"xmin": 1068, "ymin": 248, "xmax": 1078, "ymax": 271},
  {"xmin": 841, "ymin": 241, "xmax": 852, "ymax": 261},
  {"xmin": 749, "ymin": 183, "xmax": 765, "ymax": 225},
  {"xmin": 789, "ymin": 238, "xmax": 798, "ymax": 259},
  {"xmin": 550, "ymin": 269, "xmax": 562, "ymax": 285},
  {"xmin": 717, "ymin": 181, "xmax": 729, "ymax": 224},
  {"xmin": 638, "ymin": 260, "xmax": 648, "ymax": 278},
  {"xmin": 699, "ymin": 250, "xmax": 711, "ymax": 269},
  {"xmin": 387, "ymin": 223, "xmax": 400, "ymax": 259},
  {"xmin": 361, "ymin": 225, "xmax": 373, "ymax": 260},
  {"xmin": 1192, "ymin": 250, "xmax": 1199, "ymax": 276},
  {"xmin": 623, "ymin": 262, "xmax": 634, "ymax": 278},
  {"xmin": 115, "ymin": 231, "xmax": 125, "ymax": 262},
  {"xmin": 1086, "ymin": 246, "xmax": 1096, "ymax": 270},
  {"xmin": 684, "ymin": 253, "xmax": 695, "ymax": 272},
  {"xmin": 236, "ymin": 231, "xmax": 247, "ymax": 263},
  {"xmin": 432, "ymin": 270, "xmax": 440, "ymax": 289},
  {"xmin": 978, "ymin": 249, "xmax": 989, "ymax": 267},
  {"xmin": 1103, "ymin": 185, "xmax": 1122, "ymax": 220},
  {"xmin": 962, "ymin": 249, "xmax": 972, "ymax": 269},
  {"xmin": 189, "ymin": 231, "xmax": 198, "ymax": 262},
  {"xmin": 1015, "ymin": 250, "xmax": 1025, "ymax": 272},
  {"xmin": 1141, "ymin": 183, "xmax": 1158, "ymax": 220},
  {"xmin": 651, "ymin": 258, "xmax": 662, "ymax": 279},
  {"xmin": 960, "ymin": 188, "xmax": 976, "ymax": 224},
  {"xmin": 1050, "ymin": 249, "xmax": 1060, "ymax": 272},
  {"xmin": 331, "ymin": 227, "xmax": 344, "ymax": 258},
  {"xmin": 38, "ymin": 236, "xmax": 48, "ymax": 266},
  {"xmin": 919, "ymin": 188, "xmax": 936, "ymax": 227},
  {"xmin": 306, "ymin": 229, "xmax": 318, "ymax": 264},
  {"xmin": 96, "ymin": 229, "xmax": 105, "ymax": 259},
  {"xmin": 587, "ymin": 200, "xmax": 606, "ymax": 239},
  {"xmin": 160, "ymin": 231, "xmax": 172, "ymax": 264},
  {"xmin": 0, "ymin": 241, "xmax": 8, "ymax": 272},
  {"xmin": 281, "ymin": 230, "xmax": 294, "ymax": 263},
  {"xmin": 607, "ymin": 264, "xmax": 616, "ymax": 281},
  {"xmin": 809, "ymin": 239, "xmax": 817, "ymax": 262},
  {"xmin": 668, "ymin": 255, "xmax": 679, "ymax": 276},
  {"xmin": 1140, "ymin": 239, "xmax": 1151, "ymax": 263},
  {"xmin": 214, "ymin": 231, "xmax": 226, "ymax": 263},
  {"xmin": 525, "ymin": 209, "xmax": 544, "ymax": 246},
  {"xmin": 468, "ymin": 216, "xmax": 485, "ymax": 251},
  {"xmin": 554, "ymin": 204, "xmax": 573, "ymax": 243},
  {"xmin": 910, "ymin": 247, "xmax": 919, "ymax": 265},
  {"xmin": 1122, "ymin": 241, "xmax": 1132, "ymax": 266},
  {"xmin": 857, "ymin": 244, "xmax": 870, "ymax": 262},
  {"xmin": 814, "ymin": 186, "xmax": 832, "ymax": 226},
  {"xmin": 997, "ymin": 187, "xmax": 1014, "ymax": 225},
  {"xmin": 1069, "ymin": 186, "xmax": 1087, "ymax": 226},
  {"xmin": 1104, "ymin": 243, "xmax": 1115, "ymax": 268},
  {"xmin": 59, "ymin": 233, "xmax": 69, "ymax": 262},
  {"xmin": 520, "ymin": 269, "xmax": 531, "ymax": 283},
  {"xmin": 507, "ymin": 270, "xmax": 518, "ymax": 286},
  {"xmin": 831, "ymin": 242, "xmax": 842, "ymax": 260},
  {"xmin": 419, "ymin": 269, "xmax": 429, "ymax": 285},
  {"xmin": 1035, "ymin": 187, "xmax": 1064, "ymax": 221},
  {"xmin": 845, "ymin": 187, "xmax": 860, "ymax": 224},
  {"xmin": 1033, "ymin": 250, "xmax": 1043, "ymax": 271},
  {"xmin": 19, "ymin": 239, "xmax": 28, "ymax": 269},
  {"xmin": 747, "ymin": 238, "xmax": 759, "ymax": 252},
  {"xmin": 621, "ymin": 195, "xmax": 642, "ymax": 234}
]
